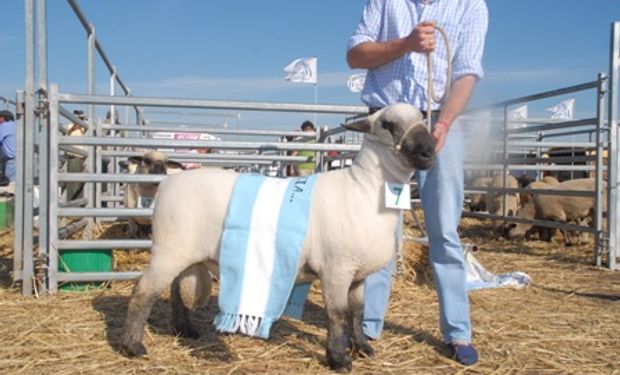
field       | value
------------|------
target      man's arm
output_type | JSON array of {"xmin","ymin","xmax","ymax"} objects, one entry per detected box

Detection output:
[
  {"xmin": 433, "ymin": 74, "xmax": 478, "ymax": 151},
  {"xmin": 347, "ymin": 21, "xmax": 437, "ymax": 69}
]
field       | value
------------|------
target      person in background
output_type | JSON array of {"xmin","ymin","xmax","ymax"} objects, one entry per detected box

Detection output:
[
  {"xmin": 64, "ymin": 110, "xmax": 88, "ymax": 201},
  {"xmin": 347, "ymin": 0, "xmax": 488, "ymax": 366},
  {"xmin": 0, "ymin": 110, "xmax": 17, "ymax": 183},
  {"xmin": 293, "ymin": 120, "xmax": 317, "ymax": 177}
]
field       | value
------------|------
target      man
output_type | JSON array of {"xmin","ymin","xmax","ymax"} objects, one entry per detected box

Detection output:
[
  {"xmin": 0, "ymin": 110, "xmax": 17, "ymax": 183},
  {"xmin": 293, "ymin": 120, "xmax": 317, "ymax": 177},
  {"xmin": 347, "ymin": 0, "xmax": 488, "ymax": 366},
  {"xmin": 64, "ymin": 110, "xmax": 88, "ymax": 201}
]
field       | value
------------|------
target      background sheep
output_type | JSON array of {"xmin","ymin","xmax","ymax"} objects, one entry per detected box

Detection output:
[
  {"xmin": 505, "ymin": 180, "xmax": 555, "ymax": 240},
  {"xmin": 535, "ymin": 178, "xmax": 605, "ymax": 245},
  {"xmin": 485, "ymin": 174, "xmax": 520, "ymax": 218},
  {"xmin": 542, "ymin": 175, "xmax": 561, "ymax": 186},
  {"xmin": 467, "ymin": 176, "xmax": 493, "ymax": 212},
  {"xmin": 506, "ymin": 178, "xmax": 602, "ymax": 245},
  {"xmin": 119, "ymin": 150, "xmax": 185, "ymax": 237}
]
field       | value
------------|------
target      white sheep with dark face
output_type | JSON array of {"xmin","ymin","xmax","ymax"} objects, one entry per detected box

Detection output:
[
  {"xmin": 119, "ymin": 150, "xmax": 184, "ymax": 237},
  {"xmin": 120, "ymin": 103, "xmax": 436, "ymax": 372}
]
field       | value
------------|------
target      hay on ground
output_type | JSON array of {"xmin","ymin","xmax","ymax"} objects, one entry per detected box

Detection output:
[{"xmin": 0, "ymin": 213, "xmax": 619, "ymax": 374}]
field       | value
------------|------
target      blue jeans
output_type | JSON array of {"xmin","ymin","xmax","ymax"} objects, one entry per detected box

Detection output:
[
  {"xmin": 362, "ymin": 121, "xmax": 471, "ymax": 344},
  {"xmin": 0, "ymin": 151, "xmax": 15, "ymax": 182}
]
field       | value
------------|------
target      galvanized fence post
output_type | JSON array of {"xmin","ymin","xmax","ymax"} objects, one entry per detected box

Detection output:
[
  {"xmin": 502, "ymin": 105, "xmax": 509, "ymax": 219},
  {"xmin": 47, "ymin": 84, "xmax": 60, "ymax": 293},
  {"xmin": 607, "ymin": 22, "xmax": 619, "ymax": 269},
  {"xmin": 22, "ymin": 0, "xmax": 36, "ymax": 296},
  {"xmin": 13, "ymin": 92, "xmax": 25, "ymax": 285},
  {"xmin": 594, "ymin": 73, "xmax": 607, "ymax": 267}
]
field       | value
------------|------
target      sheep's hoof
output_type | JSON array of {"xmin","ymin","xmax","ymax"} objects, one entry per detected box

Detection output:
[
  {"xmin": 120, "ymin": 341, "xmax": 147, "ymax": 358},
  {"xmin": 174, "ymin": 325, "xmax": 200, "ymax": 340},
  {"xmin": 327, "ymin": 352, "xmax": 352, "ymax": 373},
  {"xmin": 355, "ymin": 342, "xmax": 375, "ymax": 358}
]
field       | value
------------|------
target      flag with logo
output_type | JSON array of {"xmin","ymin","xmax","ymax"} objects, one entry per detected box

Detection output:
[
  {"xmin": 283, "ymin": 57, "xmax": 317, "ymax": 84},
  {"xmin": 509, "ymin": 105, "xmax": 528, "ymax": 120},
  {"xmin": 347, "ymin": 73, "xmax": 366, "ymax": 93},
  {"xmin": 546, "ymin": 98, "xmax": 575, "ymax": 120}
]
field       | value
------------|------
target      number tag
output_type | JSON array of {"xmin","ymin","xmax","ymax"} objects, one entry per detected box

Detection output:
[{"xmin": 385, "ymin": 182, "xmax": 411, "ymax": 210}]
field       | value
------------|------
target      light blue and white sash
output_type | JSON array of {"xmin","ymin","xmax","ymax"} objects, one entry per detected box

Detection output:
[{"xmin": 215, "ymin": 173, "xmax": 317, "ymax": 338}]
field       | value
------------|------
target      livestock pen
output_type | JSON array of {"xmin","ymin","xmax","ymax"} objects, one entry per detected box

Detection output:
[{"xmin": 2, "ymin": 0, "xmax": 619, "ymax": 373}]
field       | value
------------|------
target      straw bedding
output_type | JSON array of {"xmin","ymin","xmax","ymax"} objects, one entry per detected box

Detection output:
[{"xmin": 0, "ymin": 213, "xmax": 619, "ymax": 374}]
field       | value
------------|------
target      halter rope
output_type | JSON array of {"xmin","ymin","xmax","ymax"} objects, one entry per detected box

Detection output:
[{"xmin": 425, "ymin": 25, "xmax": 452, "ymax": 131}]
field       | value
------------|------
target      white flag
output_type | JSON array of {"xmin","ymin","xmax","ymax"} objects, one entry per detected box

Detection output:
[
  {"xmin": 509, "ymin": 105, "xmax": 528, "ymax": 120},
  {"xmin": 546, "ymin": 98, "xmax": 575, "ymax": 120},
  {"xmin": 283, "ymin": 57, "xmax": 317, "ymax": 84},
  {"xmin": 507, "ymin": 105, "xmax": 528, "ymax": 128},
  {"xmin": 347, "ymin": 73, "xmax": 366, "ymax": 93}
]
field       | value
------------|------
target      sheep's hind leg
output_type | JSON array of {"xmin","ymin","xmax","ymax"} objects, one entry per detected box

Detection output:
[
  {"xmin": 120, "ymin": 255, "xmax": 192, "ymax": 357},
  {"xmin": 171, "ymin": 276, "xmax": 200, "ymax": 339},
  {"xmin": 348, "ymin": 280, "xmax": 374, "ymax": 358},
  {"xmin": 321, "ymin": 277, "xmax": 353, "ymax": 372},
  {"xmin": 171, "ymin": 263, "xmax": 212, "ymax": 339}
]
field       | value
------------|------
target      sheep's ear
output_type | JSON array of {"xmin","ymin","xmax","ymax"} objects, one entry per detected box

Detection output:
[
  {"xmin": 343, "ymin": 117, "xmax": 372, "ymax": 133},
  {"xmin": 118, "ymin": 160, "xmax": 128, "ymax": 170},
  {"xmin": 166, "ymin": 160, "xmax": 185, "ymax": 171},
  {"xmin": 128, "ymin": 156, "xmax": 143, "ymax": 165}
]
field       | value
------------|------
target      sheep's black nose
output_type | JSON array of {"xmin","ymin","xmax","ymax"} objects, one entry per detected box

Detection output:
[
  {"xmin": 152, "ymin": 162, "xmax": 167, "ymax": 174},
  {"xmin": 417, "ymin": 149, "xmax": 433, "ymax": 161}
]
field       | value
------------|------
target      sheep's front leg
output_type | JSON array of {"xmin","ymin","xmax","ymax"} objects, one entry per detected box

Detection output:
[
  {"xmin": 321, "ymin": 278, "xmax": 353, "ymax": 372},
  {"xmin": 560, "ymin": 228, "xmax": 574, "ymax": 246},
  {"xmin": 348, "ymin": 280, "xmax": 374, "ymax": 357},
  {"xmin": 120, "ymin": 255, "xmax": 192, "ymax": 357}
]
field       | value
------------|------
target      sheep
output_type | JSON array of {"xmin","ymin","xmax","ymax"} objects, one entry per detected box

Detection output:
[
  {"xmin": 506, "ymin": 178, "xmax": 601, "ymax": 245},
  {"xmin": 467, "ymin": 176, "xmax": 493, "ymax": 212},
  {"xmin": 504, "ymin": 180, "xmax": 555, "ymax": 240},
  {"xmin": 535, "ymin": 178, "xmax": 604, "ymax": 245},
  {"xmin": 542, "ymin": 175, "xmax": 561, "ymax": 186},
  {"xmin": 119, "ymin": 150, "xmax": 185, "ymax": 237},
  {"xmin": 485, "ymin": 174, "xmax": 520, "ymax": 218},
  {"xmin": 119, "ymin": 103, "xmax": 436, "ymax": 372}
]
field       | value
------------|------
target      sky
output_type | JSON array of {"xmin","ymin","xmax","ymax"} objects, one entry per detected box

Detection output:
[{"xmin": 0, "ymin": 0, "xmax": 619, "ymax": 131}]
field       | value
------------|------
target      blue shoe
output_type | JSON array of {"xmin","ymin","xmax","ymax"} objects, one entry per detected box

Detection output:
[{"xmin": 446, "ymin": 343, "xmax": 479, "ymax": 366}]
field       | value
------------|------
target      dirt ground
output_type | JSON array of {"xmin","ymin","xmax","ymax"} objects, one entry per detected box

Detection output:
[{"xmin": 0, "ymin": 216, "xmax": 619, "ymax": 374}]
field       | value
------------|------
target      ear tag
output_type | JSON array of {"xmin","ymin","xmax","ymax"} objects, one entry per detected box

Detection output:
[
  {"xmin": 137, "ymin": 195, "xmax": 155, "ymax": 209},
  {"xmin": 385, "ymin": 182, "xmax": 411, "ymax": 209}
]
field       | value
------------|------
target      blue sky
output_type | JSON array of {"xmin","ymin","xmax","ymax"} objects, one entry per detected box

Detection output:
[{"xmin": 1, "ymin": 1, "xmax": 619, "ymax": 129}]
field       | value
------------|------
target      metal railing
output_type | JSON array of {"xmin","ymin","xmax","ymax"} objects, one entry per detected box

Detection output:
[
  {"xmin": 15, "ymin": 0, "xmax": 143, "ymax": 295},
  {"xmin": 461, "ymin": 73, "xmax": 612, "ymax": 267},
  {"xmin": 12, "ymin": 0, "xmax": 619, "ymax": 297},
  {"xmin": 38, "ymin": 84, "xmax": 366, "ymax": 292}
]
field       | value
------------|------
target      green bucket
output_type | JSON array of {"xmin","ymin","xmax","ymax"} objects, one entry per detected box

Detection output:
[
  {"xmin": 0, "ymin": 197, "xmax": 14, "ymax": 229},
  {"xmin": 58, "ymin": 249, "xmax": 113, "ymax": 291}
]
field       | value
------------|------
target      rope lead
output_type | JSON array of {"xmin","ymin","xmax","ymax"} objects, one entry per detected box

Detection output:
[{"xmin": 426, "ymin": 26, "xmax": 452, "ymax": 131}]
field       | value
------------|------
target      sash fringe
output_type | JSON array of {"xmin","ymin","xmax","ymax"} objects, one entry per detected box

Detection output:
[{"xmin": 214, "ymin": 313, "xmax": 274, "ymax": 339}]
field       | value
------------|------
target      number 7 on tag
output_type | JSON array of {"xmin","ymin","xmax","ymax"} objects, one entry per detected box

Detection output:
[{"xmin": 385, "ymin": 182, "xmax": 411, "ymax": 209}]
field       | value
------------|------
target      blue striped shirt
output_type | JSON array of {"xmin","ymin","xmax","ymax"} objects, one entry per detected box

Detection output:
[{"xmin": 348, "ymin": 0, "xmax": 488, "ymax": 110}]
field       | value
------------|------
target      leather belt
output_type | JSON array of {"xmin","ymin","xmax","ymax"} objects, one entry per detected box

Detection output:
[{"xmin": 368, "ymin": 107, "xmax": 440, "ymax": 119}]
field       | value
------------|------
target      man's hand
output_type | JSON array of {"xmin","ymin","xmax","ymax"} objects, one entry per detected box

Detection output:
[
  {"xmin": 432, "ymin": 120, "xmax": 450, "ymax": 152},
  {"xmin": 405, "ymin": 21, "xmax": 436, "ymax": 53}
]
